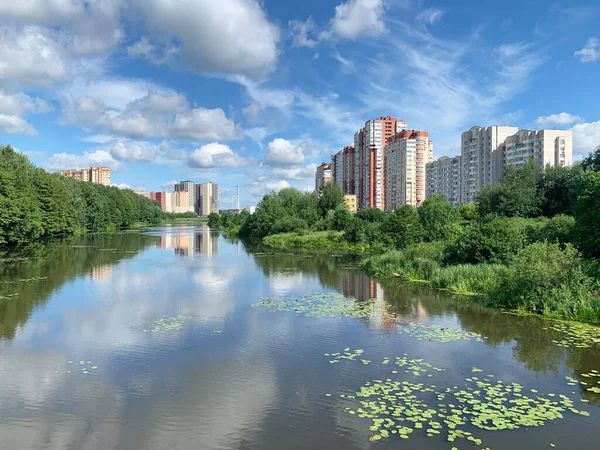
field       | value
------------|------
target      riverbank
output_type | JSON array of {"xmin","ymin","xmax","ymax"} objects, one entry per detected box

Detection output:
[{"xmin": 263, "ymin": 231, "xmax": 385, "ymax": 252}]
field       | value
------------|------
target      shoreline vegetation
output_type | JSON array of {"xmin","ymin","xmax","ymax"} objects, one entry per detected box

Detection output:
[
  {"xmin": 0, "ymin": 145, "xmax": 204, "ymax": 249},
  {"xmin": 238, "ymin": 146, "xmax": 600, "ymax": 325}
]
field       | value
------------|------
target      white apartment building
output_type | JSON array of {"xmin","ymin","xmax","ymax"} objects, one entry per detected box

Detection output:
[
  {"xmin": 426, "ymin": 156, "xmax": 462, "ymax": 207},
  {"xmin": 174, "ymin": 180, "xmax": 195, "ymax": 208},
  {"xmin": 503, "ymin": 129, "xmax": 573, "ymax": 170},
  {"xmin": 384, "ymin": 130, "xmax": 432, "ymax": 211},
  {"xmin": 461, "ymin": 125, "xmax": 519, "ymax": 204}
]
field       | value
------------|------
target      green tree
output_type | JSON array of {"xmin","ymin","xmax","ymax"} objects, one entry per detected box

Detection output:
[
  {"xmin": 418, "ymin": 194, "xmax": 461, "ymax": 242},
  {"xmin": 573, "ymin": 171, "xmax": 600, "ymax": 257},
  {"xmin": 356, "ymin": 207, "xmax": 387, "ymax": 223},
  {"xmin": 207, "ymin": 212, "xmax": 221, "ymax": 229},
  {"xmin": 381, "ymin": 205, "xmax": 424, "ymax": 249},
  {"xmin": 581, "ymin": 145, "xmax": 600, "ymax": 172},
  {"xmin": 331, "ymin": 204, "xmax": 352, "ymax": 231},
  {"xmin": 477, "ymin": 161, "xmax": 543, "ymax": 217},
  {"xmin": 318, "ymin": 182, "xmax": 344, "ymax": 217},
  {"xmin": 458, "ymin": 203, "xmax": 479, "ymax": 222},
  {"xmin": 539, "ymin": 165, "xmax": 583, "ymax": 217}
]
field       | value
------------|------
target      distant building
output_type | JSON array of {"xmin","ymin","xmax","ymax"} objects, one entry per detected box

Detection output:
[
  {"xmin": 426, "ymin": 156, "xmax": 462, "ymax": 207},
  {"xmin": 344, "ymin": 195, "xmax": 357, "ymax": 213},
  {"xmin": 332, "ymin": 146, "xmax": 355, "ymax": 195},
  {"xmin": 315, "ymin": 162, "xmax": 332, "ymax": 191},
  {"xmin": 58, "ymin": 166, "xmax": 111, "ymax": 186},
  {"xmin": 503, "ymin": 129, "xmax": 572, "ymax": 171},
  {"xmin": 245, "ymin": 206, "xmax": 256, "ymax": 215},
  {"xmin": 196, "ymin": 182, "xmax": 219, "ymax": 216},
  {"xmin": 134, "ymin": 191, "xmax": 152, "ymax": 199},
  {"xmin": 151, "ymin": 191, "xmax": 194, "ymax": 213},
  {"xmin": 174, "ymin": 180, "xmax": 195, "ymax": 209},
  {"xmin": 384, "ymin": 130, "xmax": 433, "ymax": 210}
]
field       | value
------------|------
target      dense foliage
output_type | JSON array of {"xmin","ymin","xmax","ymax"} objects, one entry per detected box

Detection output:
[{"xmin": 0, "ymin": 145, "xmax": 164, "ymax": 246}]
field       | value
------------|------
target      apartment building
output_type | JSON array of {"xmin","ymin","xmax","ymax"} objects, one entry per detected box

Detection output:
[
  {"xmin": 355, "ymin": 117, "xmax": 408, "ymax": 210},
  {"xmin": 332, "ymin": 146, "xmax": 355, "ymax": 195},
  {"xmin": 383, "ymin": 130, "xmax": 433, "ymax": 210},
  {"xmin": 503, "ymin": 129, "xmax": 573, "ymax": 170},
  {"xmin": 426, "ymin": 156, "xmax": 462, "ymax": 207},
  {"xmin": 196, "ymin": 182, "xmax": 219, "ymax": 216},
  {"xmin": 461, "ymin": 125, "xmax": 519, "ymax": 204},
  {"xmin": 344, "ymin": 195, "xmax": 357, "ymax": 213},
  {"xmin": 152, "ymin": 191, "xmax": 194, "ymax": 213},
  {"xmin": 174, "ymin": 180, "xmax": 195, "ymax": 209},
  {"xmin": 58, "ymin": 166, "xmax": 111, "ymax": 186},
  {"xmin": 315, "ymin": 162, "xmax": 332, "ymax": 191}
]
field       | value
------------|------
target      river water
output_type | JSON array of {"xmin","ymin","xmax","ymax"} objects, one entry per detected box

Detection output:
[{"xmin": 0, "ymin": 224, "xmax": 599, "ymax": 450}]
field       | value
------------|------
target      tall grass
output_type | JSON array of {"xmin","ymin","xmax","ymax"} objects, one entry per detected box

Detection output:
[{"xmin": 264, "ymin": 231, "xmax": 385, "ymax": 252}]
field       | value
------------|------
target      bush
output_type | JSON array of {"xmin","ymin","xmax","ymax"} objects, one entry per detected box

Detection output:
[
  {"xmin": 488, "ymin": 242, "xmax": 599, "ymax": 322},
  {"xmin": 207, "ymin": 213, "xmax": 220, "ymax": 228},
  {"xmin": 527, "ymin": 215, "xmax": 575, "ymax": 245},
  {"xmin": 574, "ymin": 171, "xmax": 600, "ymax": 257},
  {"xmin": 356, "ymin": 208, "xmax": 387, "ymax": 223},
  {"xmin": 458, "ymin": 203, "xmax": 479, "ymax": 222},
  {"xmin": 444, "ymin": 215, "xmax": 530, "ymax": 265},
  {"xmin": 418, "ymin": 194, "xmax": 461, "ymax": 242},
  {"xmin": 271, "ymin": 216, "xmax": 308, "ymax": 234},
  {"xmin": 331, "ymin": 204, "xmax": 352, "ymax": 231},
  {"xmin": 380, "ymin": 205, "xmax": 424, "ymax": 249}
]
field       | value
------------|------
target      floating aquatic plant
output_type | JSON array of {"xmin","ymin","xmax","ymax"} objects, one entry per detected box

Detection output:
[
  {"xmin": 143, "ymin": 315, "xmax": 192, "ymax": 333},
  {"xmin": 543, "ymin": 321, "xmax": 600, "ymax": 349},
  {"xmin": 398, "ymin": 322, "xmax": 486, "ymax": 343},
  {"xmin": 67, "ymin": 359, "xmax": 98, "ymax": 374}
]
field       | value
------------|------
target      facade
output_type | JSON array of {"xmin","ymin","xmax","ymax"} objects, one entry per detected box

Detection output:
[
  {"xmin": 134, "ymin": 190, "xmax": 152, "ymax": 199},
  {"xmin": 503, "ymin": 129, "xmax": 573, "ymax": 170},
  {"xmin": 315, "ymin": 162, "xmax": 332, "ymax": 191},
  {"xmin": 58, "ymin": 167, "xmax": 111, "ymax": 186},
  {"xmin": 151, "ymin": 191, "xmax": 194, "ymax": 213},
  {"xmin": 245, "ymin": 206, "xmax": 256, "ymax": 214},
  {"xmin": 355, "ymin": 117, "xmax": 408, "ymax": 210},
  {"xmin": 344, "ymin": 195, "xmax": 357, "ymax": 213},
  {"xmin": 197, "ymin": 182, "xmax": 219, "ymax": 216},
  {"xmin": 426, "ymin": 156, "xmax": 462, "ymax": 207},
  {"xmin": 332, "ymin": 146, "xmax": 355, "ymax": 195},
  {"xmin": 174, "ymin": 180, "xmax": 195, "ymax": 208},
  {"xmin": 461, "ymin": 125, "xmax": 519, "ymax": 204},
  {"xmin": 383, "ymin": 130, "xmax": 433, "ymax": 210}
]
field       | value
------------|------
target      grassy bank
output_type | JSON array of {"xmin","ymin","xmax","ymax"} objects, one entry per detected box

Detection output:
[
  {"xmin": 263, "ymin": 231, "xmax": 385, "ymax": 252},
  {"xmin": 362, "ymin": 241, "xmax": 600, "ymax": 325}
]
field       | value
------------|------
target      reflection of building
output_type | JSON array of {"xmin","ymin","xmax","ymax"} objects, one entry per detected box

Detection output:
[
  {"xmin": 160, "ymin": 229, "xmax": 219, "ymax": 256},
  {"xmin": 58, "ymin": 166, "xmax": 111, "ymax": 185},
  {"xmin": 315, "ymin": 162, "xmax": 332, "ymax": 190},
  {"xmin": 196, "ymin": 182, "xmax": 219, "ymax": 216},
  {"xmin": 344, "ymin": 195, "xmax": 357, "ymax": 213},
  {"xmin": 91, "ymin": 265, "xmax": 113, "ymax": 281}
]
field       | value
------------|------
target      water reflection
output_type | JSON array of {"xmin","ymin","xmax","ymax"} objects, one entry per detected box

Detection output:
[{"xmin": 159, "ymin": 227, "xmax": 219, "ymax": 256}]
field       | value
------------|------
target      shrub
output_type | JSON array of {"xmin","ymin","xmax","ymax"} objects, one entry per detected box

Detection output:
[
  {"xmin": 527, "ymin": 215, "xmax": 575, "ymax": 245},
  {"xmin": 356, "ymin": 208, "xmax": 387, "ymax": 223},
  {"xmin": 380, "ymin": 205, "xmax": 424, "ymax": 249},
  {"xmin": 418, "ymin": 194, "xmax": 461, "ymax": 242},
  {"xmin": 331, "ymin": 204, "xmax": 352, "ymax": 231},
  {"xmin": 271, "ymin": 216, "xmax": 308, "ymax": 234},
  {"xmin": 429, "ymin": 264, "xmax": 509, "ymax": 296},
  {"xmin": 573, "ymin": 171, "xmax": 600, "ymax": 257},
  {"xmin": 207, "ymin": 212, "xmax": 220, "ymax": 228},
  {"xmin": 458, "ymin": 203, "xmax": 479, "ymax": 222}
]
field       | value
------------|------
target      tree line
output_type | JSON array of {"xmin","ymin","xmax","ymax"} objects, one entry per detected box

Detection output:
[{"xmin": 0, "ymin": 145, "xmax": 165, "ymax": 247}]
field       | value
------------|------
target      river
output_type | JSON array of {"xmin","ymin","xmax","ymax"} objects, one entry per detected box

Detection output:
[{"xmin": 0, "ymin": 223, "xmax": 599, "ymax": 449}]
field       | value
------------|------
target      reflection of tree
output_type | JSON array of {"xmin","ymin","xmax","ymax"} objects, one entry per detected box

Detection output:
[{"xmin": 0, "ymin": 233, "xmax": 160, "ymax": 340}]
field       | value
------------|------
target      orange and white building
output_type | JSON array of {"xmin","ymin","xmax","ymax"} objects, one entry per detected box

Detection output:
[
  {"xmin": 315, "ymin": 162, "xmax": 332, "ymax": 190},
  {"xmin": 384, "ymin": 130, "xmax": 433, "ymax": 210},
  {"xmin": 58, "ymin": 166, "xmax": 111, "ymax": 186}
]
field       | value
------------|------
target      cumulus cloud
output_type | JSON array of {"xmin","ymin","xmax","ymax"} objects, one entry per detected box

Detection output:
[
  {"xmin": 110, "ymin": 142, "xmax": 158, "ymax": 162},
  {"xmin": 111, "ymin": 183, "xmax": 131, "ymax": 190},
  {"xmin": 62, "ymin": 95, "xmax": 106, "ymax": 124},
  {"xmin": 172, "ymin": 108, "xmax": 242, "ymax": 141},
  {"xmin": 0, "ymin": 114, "xmax": 37, "ymax": 135},
  {"xmin": 46, "ymin": 150, "xmax": 121, "ymax": 171},
  {"xmin": 0, "ymin": 89, "xmax": 53, "ymax": 134},
  {"xmin": 575, "ymin": 37, "xmax": 599, "ymax": 63},
  {"xmin": 571, "ymin": 121, "xmax": 600, "ymax": 156},
  {"xmin": 133, "ymin": 0, "xmax": 280, "ymax": 79},
  {"xmin": 266, "ymin": 180, "xmax": 291, "ymax": 191},
  {"xmin": 323, "ymin": 0, "xmax": 387, "ymax": 40},
  {"xmin": 264, "ymin": 138, "xmax": 307, "ymax": 167},
  {"xmin": 289, "ymin": 17, "xmax": 319, "ymax": 48},
  {"xmin": 271, "ymin": 163, "xmax": 318, "ymax": 180},
  {"xmin": 188, "ymin": 143, "xmax": 248, "ymax": 168},
  {"xmin": 126, "ymin": 37, "xmax": 178, "ymax": 65},
  {"xmin": 535, "ymin": 112, "xmax": 582, "ymax": 127}
]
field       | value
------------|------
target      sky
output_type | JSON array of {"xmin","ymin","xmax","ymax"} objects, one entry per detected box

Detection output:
[{"xmin": 1, "ymin": 0, "xmax": 599, "ymax": 208}]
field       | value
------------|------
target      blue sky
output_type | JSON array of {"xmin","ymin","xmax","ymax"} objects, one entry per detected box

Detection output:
[{"xmin": 1, "ymin": 0, "xmax": 599, "ymax": 208}]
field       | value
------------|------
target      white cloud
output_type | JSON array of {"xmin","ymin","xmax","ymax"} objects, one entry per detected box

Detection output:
[
  {"xmin": 264, "ymin": 138, "xmax": 306, "ymax": 167},
  {"xmin": 172, "ymin": 108, "xmax": 242, "ymax": 141},
  {"xmin": 62, "ymin": 95, "xmax": 106, "ymax": 124},
  {"xmin": 161, "ymin": 180, "xmax": 179, "ymax": 190},
  {"xmin": 46, "ymin": 150, "xmax": 121, "ymax": 171},
  {"xmin": 243, "ymin": 102, "xmax": 261, "ymax": 125},
  {"xmin": 575, "ymin": 37, "xmax": 599, "ymax": 63},
  {"xmin": 134, "ymin": 0, "xmax": 280, "ymax": 79},
  {"xmin": 244, "ymin": 127, "xmax": 270, "ymax": 146},
  {"xmin": 126, "ymin": 37, "xmax": 179, "ymax": 65},
  {"xmin": 188, "ymin": 143, "xmax": 248, "ymax": 168},
  {"xmin": 571, "ymin": 121, "xmax": 600, "ymax": 156},
  {"xmin": 289, "ymin": 18, "xmax": 319, "ymax": 48},
  {"xmin": 110, "ymin": 142, "xmax": 158, "ymax": 162},
  {"xmin": 80, "ymin": 135, "xmax": 114, "ymax": 144},
  {"xmin": 416, "ymin": 8, "xmax": 445, "ymax": 26},
  {"xmin": 266, "ymin": 180, "xmax": 291, "ymax": 191},
  {"xmin": 127, "ymin": 37, "xmax": 154, "ymax": 58},
  {"xmin": 535, "ymin": 112, "xmax": 582, "ymax": 127},
  {"xmin": 271, "ymin": 163, "xmax": 318, "ymax": 180},
  {"xmin": 0, "ymin": 114, "xmax": 37, "ymax": 135},
  {"xmin": 324, "ymin": 0, "xmax": 387, "ymax": 40},
  {"xmin": 111, "ymin": 183, "xmax": 131, "ymax": 190}
]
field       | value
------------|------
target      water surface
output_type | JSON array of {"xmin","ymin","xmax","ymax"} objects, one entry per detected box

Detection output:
[{"xmin": 1, "ymin": 224, "xmax": 599, "ymax": 449}]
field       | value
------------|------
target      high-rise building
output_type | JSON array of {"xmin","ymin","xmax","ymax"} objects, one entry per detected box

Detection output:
[
  {"xmin": 58, "ymin": 167, "xmax": 111, "ymax": 186},
  {"xmin": 503, "ymin": 129, "xmax": 573, "ymax": 170},
  {"xmin": 383, "ymin": 130, "xmax": 432, "ymax": 210},
  {"xmin": 134, "ymin": 191, "xmax": 152, "ymax": 199},
  {"xmin": 426, "ymin": 156, "xmax": 462, "ymax": 207},
  {"xmin": 332, "ymin": 146, "xmax": 355, "ymax": 195},
  {"xmin": 354, "ymin": 117, "xmax": 408, "ymax": 210},
  {"xmin": 461, "ymin": 125, "xmax": 519, "ymax": 204},
  {"xmin": 315, "ymin": 162, "xmax": 332, "ymax": 191},
  {"xmin": 196, "ymin": 182, "xmax": 219, "ymax": 216},
  {"xmin": 174, "ymin": 180, "xmax": 195, "ymax": 208}
]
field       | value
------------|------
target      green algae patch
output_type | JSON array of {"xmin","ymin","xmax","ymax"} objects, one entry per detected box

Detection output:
[
  {"xmin": 253, "ymin": 293, "xmax": 395, "ymax": 320},
  {"xmin": 398, "ymin": 322, "xmax": 486, "ymax": 343},
  {"xmin": 543, "ymin": 321, "xmax": 600, "ymax": 349},
  {"xmin": 144, "ymin": 315, "xmax": 192, "ymax": 333}
]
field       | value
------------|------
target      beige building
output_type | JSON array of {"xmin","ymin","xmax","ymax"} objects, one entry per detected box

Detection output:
[
  {"xmin": 426, "ymin": 156, "xmax": 462, "ymax": 207},
  {"xmin": 174, "ymin": 180, "xmax": 195, "ymax": 208},
  {"xmin": 58, "ymin": 166, "xmax": 111, "ymax": 186},
  {"xmin": 344, "ymin": 195, "xmax": 357, "ymax": 213},
  {"xmin": 384, "ymin": 130, "xmax": 432, "ymax": 211},
  {"xmin": 196, "ymin": 182, "xmax": 219, "ymax": 216},
  {"xmin": 332, "ymin": 146, "xmax": 355, "ymax": 195},
  {"xmin": 315, "ymin": 162, "xmax": 332, "ymax": 191},
  {"xmin": 461, "ymin": 125, "xmax": 519, "ymax": 204},
  {"xmin": 503, "ymin": 129, "xmax": 572, "ymax": 170}
]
